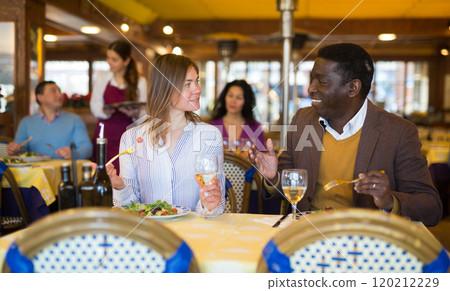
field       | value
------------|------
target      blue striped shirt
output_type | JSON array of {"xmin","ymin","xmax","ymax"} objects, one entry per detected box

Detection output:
[{"xmin": 113, "ymin": 121, "xmax": 225, "ymax": 214}]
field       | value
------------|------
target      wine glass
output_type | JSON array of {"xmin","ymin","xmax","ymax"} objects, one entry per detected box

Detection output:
[
  {"xmin": 194, "ymin": 154, "xmax": 219, "ymax": 217},
  {"xmin": 281, "ymin": 169, "xmax": 308, "ymax": 221}
]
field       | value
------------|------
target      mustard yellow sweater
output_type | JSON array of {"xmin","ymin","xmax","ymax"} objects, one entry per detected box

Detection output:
[{"xmin": 311, "ymin": 129, "xmax": 362, "ymax": 210}]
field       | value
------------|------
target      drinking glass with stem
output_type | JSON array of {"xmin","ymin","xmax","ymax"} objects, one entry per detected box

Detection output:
[
  {"xmin": 194, "ymin": 154, "xmax": 219, "ymax": 217},
  {"xmin": 281, "ymin": 169, "xmax": 308, "ymax": 221}
]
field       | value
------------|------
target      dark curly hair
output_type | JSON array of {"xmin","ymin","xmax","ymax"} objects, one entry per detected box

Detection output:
[
  {"xmin": 211, "ymin": 80, "xmax": 256, "ymax": 123},
  {"xmin": 317, "ymin": 43, "xmax": 374, "ymax": 98}
]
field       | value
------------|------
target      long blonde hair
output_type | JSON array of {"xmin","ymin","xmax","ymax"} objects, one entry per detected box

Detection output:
[{"xmin": 146, "ymin": 54, "xmax": 201, "ymax": 145}]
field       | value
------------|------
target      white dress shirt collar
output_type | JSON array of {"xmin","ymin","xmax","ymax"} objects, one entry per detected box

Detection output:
[{"xmin": 319, "ymin": 98, "xmax": 368, "ymax": 140}]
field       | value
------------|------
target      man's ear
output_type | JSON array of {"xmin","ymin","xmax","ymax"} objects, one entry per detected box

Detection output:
[
  {"xmin": 36, "ymin": 94, "xmax": 42, "ymax": 104},
  {"xmin": 348, "ymin": 79, "xmax": 362, "ymax": 98}
]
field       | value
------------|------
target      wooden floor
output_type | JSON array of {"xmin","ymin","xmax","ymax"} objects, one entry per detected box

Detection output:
[{"xmin": 427, "ymin": 216, "xmax": 450, "ymax": 251}]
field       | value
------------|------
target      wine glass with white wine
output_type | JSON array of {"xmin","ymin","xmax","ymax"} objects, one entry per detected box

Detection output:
[
  {"xmin": 281, "ymin": 169, "xmax": 308, "ymax": 221},
  {"xmin": 194, "ymin": 154, "xmax": 218, "ymax": 217}
]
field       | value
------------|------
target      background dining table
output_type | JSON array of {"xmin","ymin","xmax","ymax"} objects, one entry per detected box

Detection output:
[{"xmin": 2, "ymin": 159, "xmax": 91, "ymax": 206}]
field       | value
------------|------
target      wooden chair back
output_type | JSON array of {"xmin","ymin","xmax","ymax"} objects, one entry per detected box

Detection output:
[{"xmin": 224, "ymin": 176, "xmax": 237, "ymax": 213}]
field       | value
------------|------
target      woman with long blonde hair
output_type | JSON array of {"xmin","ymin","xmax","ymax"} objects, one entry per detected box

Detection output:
[{"xmin": 108, "ymin": 54, "xmax": 225, "ymax": 214}]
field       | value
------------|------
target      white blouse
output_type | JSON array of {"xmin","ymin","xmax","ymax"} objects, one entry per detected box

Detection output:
[{"xmin": 113, "ymin": 121, "xmax": 226, "ymax": 214}]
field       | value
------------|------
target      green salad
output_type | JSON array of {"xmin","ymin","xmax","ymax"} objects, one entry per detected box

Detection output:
[
  {"xmin": 2, "ymin": 157, "xmax": 27, "ymax": 164},
  {"xmin": 123, "ymin": 200, "xmax": 178, "ymax": 216}
]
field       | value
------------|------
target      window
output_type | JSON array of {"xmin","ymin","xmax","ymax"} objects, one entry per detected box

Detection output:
[
  {"xmin": 373, "ymin": 61, "xmax": 429, "ymax": 115},
  {"xmin": 92, "ymin": 61, "xmax": 109, "ymax": 83},
  {"xmin": 45, "ymin": 61, "xmax": 90, "ymax": 96}
]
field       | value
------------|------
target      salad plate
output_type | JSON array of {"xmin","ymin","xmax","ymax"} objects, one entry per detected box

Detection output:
[
  {"xmin": 10, "ymin": 153, "xmax": 51, "ymax": 163},
  {"xmin": 2, "ymin": 157, "xmax": 32, "ymax": 167},
  {"xmin": 123, "ymin": 200, "xmax": 191, "ymax": 219}
]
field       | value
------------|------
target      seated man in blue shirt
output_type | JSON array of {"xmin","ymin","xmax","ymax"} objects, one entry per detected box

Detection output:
[{"xmin": 7, "ymin": 81, "xmax": 93, "ymax": 160}]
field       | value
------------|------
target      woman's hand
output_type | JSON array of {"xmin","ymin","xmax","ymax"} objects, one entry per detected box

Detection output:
[
  {"xmin": 195, "ymin": 176, "xmax": 222, "ymax": 211},
  {"xmin": 102, "ymin": 107, "xmax": 115, "ymax": 117},
  {"xmin": 92, "ymin": 162, "xmax": 125, "ymax": 190},
  {"xmin": 106, "ymin": 163, "xmax": 125, "ymax": 189},
  {"xmin": 118, "ymin": 106, "xmax": 140, "ymax": 119}
]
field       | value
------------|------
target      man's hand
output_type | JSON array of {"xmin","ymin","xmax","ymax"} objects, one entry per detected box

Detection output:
[
  {"xmin": 6, "ymin": 142, "xmax": 21, "ymax": 156},
  {"xmin": 248, "ymin": 138, "xmax": 278, "ymax": 183},
  {"xmin": 56, "ymin": 146, "xmax": 71, "ymax": 160},
  {"xmin": 195, "ymin": 176, "xmax": 222, "ymax": 211},
  {"xmin": 354, "ymin": 170, "xmax": 393, "ymax": 210}
]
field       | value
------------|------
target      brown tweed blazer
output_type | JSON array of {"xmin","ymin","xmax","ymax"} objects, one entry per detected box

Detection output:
[{"xmin": 263, "ymin": 100, "xmax": 442, "ymax": 226}]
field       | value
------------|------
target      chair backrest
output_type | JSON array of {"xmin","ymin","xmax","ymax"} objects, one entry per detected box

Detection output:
[
  {"xmin": 3, "ymin": 208, "xmax": 199, "ymax": 273},
  {"xmin": 1, "ymin": 162, "xmax": 31, "ymax": 235},
  {"xmin": 0, "ymin": 136, "xmax": 13, "ymax": 158},
  {"xmin": 223, "ymin": 152, "xmax": 262, "ymax": 213},
  {"xmin": 224, "ymin": 176, "xmax": 237, "ymax": 213},
  {"xmin": 257, "ymin": 209, "xmax": 450, "ymax": 273}
]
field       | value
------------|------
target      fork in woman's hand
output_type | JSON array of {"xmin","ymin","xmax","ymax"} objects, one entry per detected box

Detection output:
[{"xmin": 106, "ymin": 144, "xmax": 136, "ymax": 166}]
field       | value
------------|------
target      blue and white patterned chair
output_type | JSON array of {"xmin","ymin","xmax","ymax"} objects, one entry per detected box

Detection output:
[
  {"xmin": 258, "ymin": 209, "xmax": 450, "ymax": 273},
  {"xmin": 223, "ymin": 152, "xmax": 262, "ymax": 213},
  {"xmin": 3, "ymin": 208, "xmax": 198, "ymax": 273}
]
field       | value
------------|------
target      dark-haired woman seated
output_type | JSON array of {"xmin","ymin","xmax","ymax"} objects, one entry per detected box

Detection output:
[{"xmin": 209, "ymin": 80, "xmax": 266, "ymax": 156}]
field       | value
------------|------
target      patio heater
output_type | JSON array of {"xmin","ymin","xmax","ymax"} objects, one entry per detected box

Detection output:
[
  {"xmin": 277, "ymin": 0, "xmax": 298, "ymax": 148},
  {"xmin": 218, "ymin": 40, "xmax": 238, "ymax": 81},
  {"xmin": 291, "ymin": 33, "xmax": 308, "ymax": 114}
]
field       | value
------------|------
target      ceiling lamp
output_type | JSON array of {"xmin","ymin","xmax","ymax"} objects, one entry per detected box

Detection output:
[
  {"xmin": 441, "ymin": 47, "xmax": 449, "ymax": 56},
  {"xmin": 163, "ymin": 25, "xmax": 173, "ymax": 35},
  {"xmin": 172, "ymin": 46, "xmax": 182, "ymax": 55},
  {"xmin": 378, "ymin": 33, "xmax": 396, "ymax": 41},
  {"xmin": 43, "ymin": 34, "xmax": 57, "ymax": 42},
  {"xmin": 120, "ymin": 23, "xmax": 129, "ymax": 32},
  {"xmin": 80, "ymin": 26, "xmax": 101, "ymax": 34}
]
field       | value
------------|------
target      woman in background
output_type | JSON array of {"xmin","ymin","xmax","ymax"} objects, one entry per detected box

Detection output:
[
  {"xmin": 108, "ymin": 54, "xmax": 225, "ymax": 214},
  {"xmin": 90, "ymin": 40, "xmax": 147, "ymax": 173},
  {"xmin": 210, "ymin": 80, "xmax": 266, "ymax": 154}
]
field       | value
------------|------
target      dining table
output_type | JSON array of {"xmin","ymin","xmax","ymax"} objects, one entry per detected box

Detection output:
[
  {"xmin": 0, "ymin": 212, "xmax": 439, "ymax": 273},
  {"xmin": 2, "ymin": 159, "xmax": 91, "ymax": 206},
  {"xmin": 421, "ymin": 140, "xmax": 450, "ymax": 166}
]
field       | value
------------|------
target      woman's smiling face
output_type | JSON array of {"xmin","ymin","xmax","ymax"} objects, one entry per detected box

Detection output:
[{"xmin": 171, "ymin": 66, "xmax": 202, "ymax": 112}]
